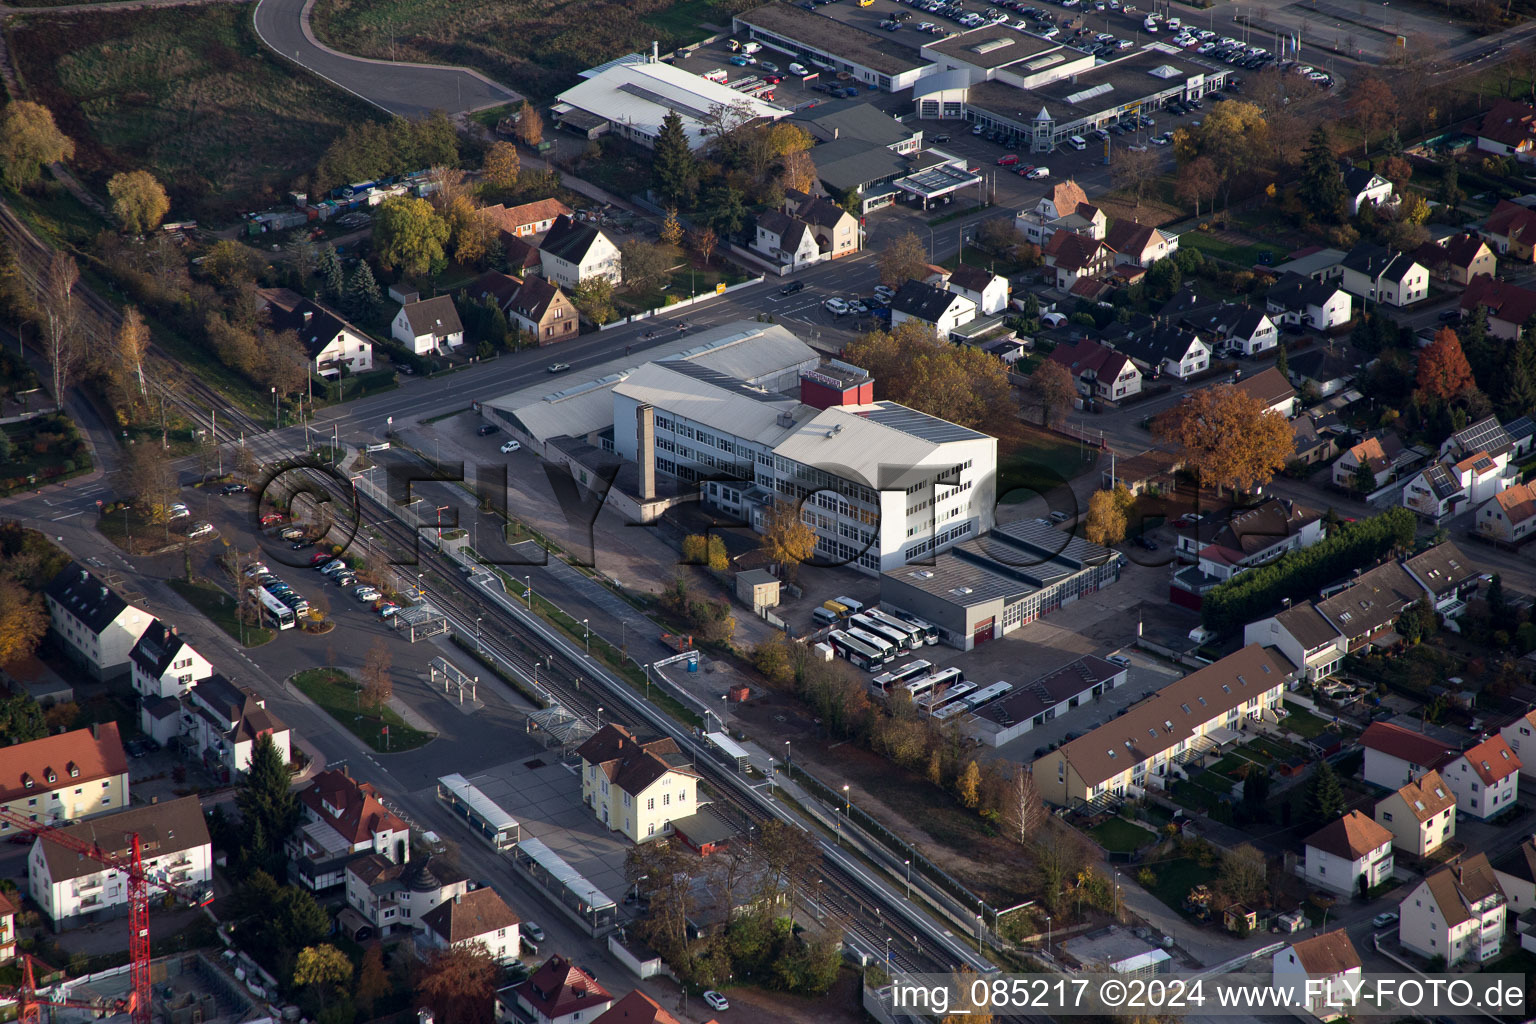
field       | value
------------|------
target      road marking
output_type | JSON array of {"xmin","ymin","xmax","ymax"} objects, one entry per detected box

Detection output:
[{"xmin": 51, "ymin": 511, "xmax": 82, "ymax": 521}]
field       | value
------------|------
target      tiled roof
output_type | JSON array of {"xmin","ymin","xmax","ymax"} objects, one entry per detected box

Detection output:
[
  {"xmin": 1340, "ymin": 163, "xmax": 1387, "ymax": 196},
  {"xmin": 947, "ymin": 264, "xmax": 998, "ymax": 293},
  {"xmin": 1304, "ymin": 809, "xmax": 1393, "ymax": 861},
  {"xmin": 1493, "ymin": 481, "xmax": 1536, "ymax": 523},
  {"xmin": 300, "ymin": 768, "xmax": 407, "ymax": 845},
  {"xmin": 1274, "ymin": 603, "xmax": 1343, "ymax": 651},
  {"xmin": 1043, "ymin": 230, "xmax": 1107, "ymax": 271},
  {"xmin": 1046, "ymin": 180, "xmax": 1089, "ymax": 217},
  {"xmin": 1104, "ymin": 219, "xmax": 1160, "ymax": 256},
  {"xmin": 576, "ymin": 724, "xmax": 694, "ymax": 795},
  {"xmin": 1422, "ymin": 853, "xmax": 1503, "ymax": 927},
  {"xmin": 1403, "ymin": 541, "xmax": 1478, "ymax": 598},
  {"xmin": 1478, "ymin": 99, "xmax": 1536, "ymax": 149},
  {"xmin": 1391, "ymin": 769, "xmax": 1455, "ymax": 822},
  {"xmin": 1359, "ymin": 722, "xmax": 1458, "ymax": 770},
  {"xmin": 890, "ymin": 279, "xmax": 970, "ymax": 322},
  {"xmin": 1234, "ymin": 367, "xmax": 1295, "ymax": 409},
  {"xmin": 1290, "ymin": 929, "xmax": 1362, "ymax": 976},
  {"xmin": 399, "ymin": 295, "xmax": 463, "ymax": 340},
  {"xmin": 1484, "ymin": 199, "xmax": 1536, "ymax": 242},
  {"xmin": 592, "ymin": 991, "xmax": 683, "ymax": 1024},
  {"xmin": 262, "ymin": 291, "xmax": 362, "ymax": 359},
  {"xmin": 421, "ymin": 888, "xmax": 520, "ymax": 944},
  {"xmin": 465, "ymin": 271, "xmax": 521, "ymax": 312},
  {"xmin": 1454, "ymin": 734, "xmax": 1521, "ymax": 785},
  {"xmin": 481, "ymin": 199, "xmax": 574, "ymax": 234},
  {"xmin": 129, "ymin": 619, "xmax": 191, "ymax": 681},
  {"xmin": 510, "ymin": 276, "xmax": 568, "ymax": 323},
  {"xmin": 35, "ymin": 795, "xmax": 208, "ymax": 884},
  {"xmin": 1462, "ymin": 273, "xmax": 1536, "ymax": 326},
  {"xmin": 515, "ymin": 955, "xmax": 611, "ymax": 1020},
  {"xmin": 0, "ymin": 724, "xmax": 127, "ymax": 804},
  {"xmin": 541, "ymin": 215, "xmax": 612, "ymax": 264},
  {"xmin": 1048, "ymin": 338, "xmax": 1135, "ymax": 383}
]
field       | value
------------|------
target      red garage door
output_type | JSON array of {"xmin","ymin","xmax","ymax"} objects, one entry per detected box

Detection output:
[{"xmin": 972, "ymin": 618, "xmax": 996, "ymax": 646}]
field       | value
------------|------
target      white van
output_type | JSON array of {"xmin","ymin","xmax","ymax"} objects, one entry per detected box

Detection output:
[
  {"xmin": 833, "ymin": 596, "xmax": 865, "ymax": 615},
  {"xmin": 741, "ymin": 41, "xmax": 762, "ymax": 54},
  {"xmin": 1067, "ymin": 135, "xmax": 1087, "ymax": 150}
]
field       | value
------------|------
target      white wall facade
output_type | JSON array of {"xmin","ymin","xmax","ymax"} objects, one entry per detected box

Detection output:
[
  {"xmin": 46, "ymin": 600, "xmax": 153, "ymax": 682},
  {"xmin": 1303, "ymin": 841, "xmax": 1392, "ymax": 897},
  {"xmin": 1442, "ymin": 756, "xmax": 1519, "ymax": 821},
  {"xmin": 29, "ymin": 836, "xmax": 210, "ymax": 924}
]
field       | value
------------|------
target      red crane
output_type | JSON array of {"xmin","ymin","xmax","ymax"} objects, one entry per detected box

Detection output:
[
  {"xmin": 0, "ymin": 807, "xmax": 214, "ymax": 1024},
  {"xmin": 11, "ymin": 953, "xmax": 132, "ymax": 1024}
]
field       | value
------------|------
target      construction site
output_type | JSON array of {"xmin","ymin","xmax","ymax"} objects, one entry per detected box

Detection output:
[{"xmin": 43, "ymin": 953, "xmax": 267, "ymax": 1024}]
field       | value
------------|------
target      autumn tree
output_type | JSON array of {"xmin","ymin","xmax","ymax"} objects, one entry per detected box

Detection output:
[
  {"xmin": 878, "ymin": 230, "xmax": 929, "ymax": 287},
  {"xmin": 106, "ymin": 169, "xmax": 171, "ymax": 235},
  {"xmin": 482, "ymin": 140, "xmax": 520, "ymax": 191},
  {"xmin": 760, "ymin": 499, "xmax": 817, "ymax": 582},
  {"xmin": 620, "ymin": 239, "xmax": 673, "ymax": 294},
  {"xmin": 1181, "ymin": 101, "xmax": 1268, "ymax": 204},
  {"xmin": 686, "ymin": 225, "xmax": 717, "ymax": 265},
  {"xmin": 1031, "ymin": 823, "xmax": 1091, "ymax": 916},
  {"xmin": 1348, "ymin": 75, "xmax": 1398, "ymax": 156},
  {"xmin": 1155, "ymin": 385, "xmax": 1293, "ymax": 496},
  {"xmin": 956, "ymin": 761, "xmax": 981, "ymax": 809},
  {"xmin": 116, "ymin": 306, "xmax": 150, "ymax": 399},
  {"xmin": 0, "ymin": 580, "xmax": 47, "ymax": 667},
  {"xmin": 417, "ymin": 943, "xmax": 496, "ymax": 1024},
  {"xmin": 1085, "ymin": 486, "xmax": 1134, "ymax": 546},
  {"xmin": 570, "ymin": 277, "xmax": 616, "ymax": 325},
  {"xmin": 681, "ymin": 534, "xmax": 729, "ymax": 571},
  {"xmin": 516, "ymin": 101, "xmax": 544, "ymax": 147},
  {"xmin": 779, "ymin": 149, "xmax": 818, "ymax": 195},
  {"xmin": 1025, "ymin": 359, "xmax": 1076, "ymax": 427},
  {"xmin": 374, "ymin": 196, "xmax": 451, "ymax": 278},
  {"xmin": 1415, "ymin": 327, "xmax": 1476, "ymax": 403},
  {"xmin": 1174, "ymin": 155, "xmax": 1219, "ymax": 217},
  {"xmin": 1111, "ymin": 146, "xmax": 1161, "ymax": 208},
  {"xmin": 843, "ymin": 320, "xmax": 1012, "ymax": 430},
  {"xmin": 659, "ymin": 207, "xmax": 684, "ymax": 247},
  {"xmin": 360, "ymin": 637, "xmax": 393, "ymax": 710},
  {"xmin": 41, "ymin": 251, "xmax": 80, "ymax": 406},
  {"xmin": 0, "ymin": 100, "xmax": 74, "ymax": 189},
  {"xmin": 354, "ymin": 946, "xmax": 389, "ymax": 1017},
  {"xmin": 293, "ymin": 944, "xmax": 352, "ymax": 1007},
  {"xmin": 999, "ymin": 765, "xmax": 1044, "ymax": 847}
]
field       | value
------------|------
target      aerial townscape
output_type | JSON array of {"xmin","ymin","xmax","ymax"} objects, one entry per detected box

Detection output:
[{"xmin": 2, "ymin": 0, "xmax": 1536, "ymax": 1022}]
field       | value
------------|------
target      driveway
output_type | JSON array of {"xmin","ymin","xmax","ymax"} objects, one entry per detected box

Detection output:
[{"xmin": 251, "ymin": 0, "xmax": 519, "ymax": 117}]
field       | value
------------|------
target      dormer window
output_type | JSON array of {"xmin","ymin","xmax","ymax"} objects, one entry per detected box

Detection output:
[
  {"xmin": 22, "ymin": 774, "xmax": 33, "ymax": 789},
  {"xmin": 44, "ymin": 769, "xmax": 56, "ymax": 785},
  {"xmin": 67, "ymin": 762, "xmax": 79, "ymax": 778}
]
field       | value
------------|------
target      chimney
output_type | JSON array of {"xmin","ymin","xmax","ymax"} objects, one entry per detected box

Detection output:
[
  {"xmin": 91, "ymin": 723, "xmax": 99, "ymax": 740},
  {"xmin": 302, "ymin": 311, "xmax": 313, "ymax": 324},
  {"xmin": 652, "ymin": 40, "xmax": 659, "ymax": 62},
  {"xmin": 151, "ymin": 796, "xmax": 159, "ymax": 805},
  {"xmin": 169, "ymin": 624, "xmax": 177, "ymax": 636},
  {"xmin": 636, "ymin": 404, "xmax": 656, "ymax": 501}
]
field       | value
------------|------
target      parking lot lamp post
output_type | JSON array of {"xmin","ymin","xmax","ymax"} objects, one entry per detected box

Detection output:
[
  {"xmin": 885, "ymin": 937, "xmax": 891, "ymax": 974},
  {"xmin": 785, "ymin": 740, "xmax": 791, "ymax": 777}
]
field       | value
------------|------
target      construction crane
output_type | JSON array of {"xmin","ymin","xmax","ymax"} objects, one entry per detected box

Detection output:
[
  {"xmin": 0, "ymin": 806, "xmax": 214, "ymax": 1024},
  {"xmin": 8, "ymin": 953, "xmax": 132, "ymax": 1024}
]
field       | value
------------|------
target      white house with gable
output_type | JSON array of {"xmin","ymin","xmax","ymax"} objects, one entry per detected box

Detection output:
[{"xmin": 1302, "ymin": 810, "xmax": 1394, "ymax": 897}]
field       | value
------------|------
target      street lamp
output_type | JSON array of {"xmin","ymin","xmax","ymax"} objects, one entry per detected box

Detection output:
[
  {"xmin": 976, "ymin": 901, "xmax": 984, "ymax": 953},
  {"xmin": 583, "ymin": 618, "xmax": 590, "ymax": 654},
  {"xmin": 1045, "ymin": 914, "xmax": 1052, "ymax": 952},
  {"xmin": 885, "ymin": 936, "xmax": 892, "ymax": 974},
  {"xmin": 904, "ymin": 858, "xmax": 912, "ymax": 900},
  {"xmin": 271, "ymin": 386, "xmax": 279, "ymax": 429},
  {"xmin": 475, "ymin": 616, "xmax": 483, "ymax": 651},
  {"xmin": 843, "ymin": 784, "xmax": 850, "ymax": 817},
  {"xmin": 524, "ymin": 575, "xmax": 532, "ymax": 609},
  {"xmin": 784, "ymin": 740, "xmax": 791, "ymax": 777}
]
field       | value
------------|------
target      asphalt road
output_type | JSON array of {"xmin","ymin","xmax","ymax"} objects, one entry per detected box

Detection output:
[{"xmin": 250, "ymin": 0, "xmax": 519, "ymax": 116}]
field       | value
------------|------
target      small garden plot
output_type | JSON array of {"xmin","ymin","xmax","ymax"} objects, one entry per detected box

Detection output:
[
  {"xmin": 1089, "ymin": 816, "xmax": 1158, "ymax": 853},
  {"xmin": 1245, "ymin": 735, "xmax": 1311, "ymax": 762},
  {"xmin": 1281, "ymin": 702, "xmax": 1333, "ymax": 739}
]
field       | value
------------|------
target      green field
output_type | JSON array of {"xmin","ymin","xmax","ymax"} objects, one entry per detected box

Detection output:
[
  {"xmin": 1088, "ymin": 816, "xmax": 1157, "ymax": 853},
  {"xmin": 998, "ymin": 426, "xmax": 1098, "ymax": 503},
  {"xmin": 1176, "ymin": 230, "xmax": 1273, "ymax": 268},
  {"xmin": 1281, "ymin": 703, "xmax": 1333, "ymax": 740},
  {"xmin": 292, "ymin": 667, "xmax": 435, "ymax": 753},
  {"xmin": 8, "ymin": 4, "xmax": 384, "ymax": 221},
  {"xmin": 313, "ymin": 0, "xmax": 738, "ymax": 101},
  {"xmin": 168, "ymin": 578, "xmax": 274, "ymax": 648},
  {"xmin": 1141, "ymin": 856, "xmax": 1217, "ymax": 918}
]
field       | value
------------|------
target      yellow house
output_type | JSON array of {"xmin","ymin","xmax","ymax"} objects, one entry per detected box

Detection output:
[
  {"xmin": 577, "ymin": 724, "xmax": 698, "ymax": 844},
  {"xmin": 1374, "ymin": 769, "xmax": 1456, "ymax": 857},
  {"xmin": 0, "ymin": 723, "xmax": 130, "ymax": 836}
]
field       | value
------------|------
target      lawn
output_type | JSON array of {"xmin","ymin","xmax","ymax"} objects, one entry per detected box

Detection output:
[
  {"xmin": 1088, "ymin": 816, "xmax": 1156, "ymax": 853},
  {"xmin": 312, "ymin": 0, "xmax": 733, "ymax": 101},
  {"xmin": 1281, "ymin": 703, "xmax": 1333, "ymax": 740},
  {"xmin": 1244, "ymin": 734, "xmax": 1309, "ymax": 762},
  {"xmin": 997, "ymin": 425, "xmax": 1098, "ymax": 503},
  {"xmin": 1176, "ymin": 230, "xmax": 1272, "ymax": 268},
  {"xmin": 167, "ymin": 578, "xmax": 274, "ymax": 648},
  {"xmin": 292, "ymin": 667, "xmax": 435, "ymax": 753},
  {"xmin": 1140, "ymin": 856, "xmax": 1217, "ymax": 918},
  {"xmin": 8, "ymin": 4, "xmax": 385, "ymax": 222}
]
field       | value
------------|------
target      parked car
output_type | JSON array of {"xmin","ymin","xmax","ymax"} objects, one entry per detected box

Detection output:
[
  {"xmin": 997, "ymin": 154, "xmax": 1020, "ymax": 166},
  {"xmin": 788, "ymin": 62, "xmax": 808, "ymax": 74},
  {"xmin": 847, "ymin": 299, "xmax": 869, "ymax": 315},
  {"xmin": 1438, "ymin": 308, "xmax": 1462, "ymax": 322},
  {"xmin": 873, "ymin": 284, "xmax": 895, "ymax": 302},
  {"xmin": 758, "ymin": 60, "xmax": 780, "ymax": 73},
  {"xmin": 932, "ymin": 133, "xmax": 951, "ymax": 143},
  {"xmin": 524, "ymin": 922, "xmax": 545, "ymax": 943},
  {"xmin": 1371, "ymin": 912, "xmax": 1398, "ymax": 928},
  {"xmin": 280, "ymin": 527, "xmax": 305, "ymax": 540},
  {"xmin": 308, "ymin": 553, "xmax": 331, "ymax": 567},
  {"xmin": 259, "ymin": 512, "xmax": 284, "ymax": 526},
  {"xmin": 355, "ymin": 586, "xmax": 382, "ymax": 603},
  {"xmin": 824, "ymin": 297, "xmax": 849, "ymax": 315},
  {"xmin": 1107, "ymin": 654, "xmax": 1131, "ymax": 668},
  {"xmin": 703, "ymin": 992, "xmax": 730, "ymax": 1012},
  {"xmin": 168, "ymin": 503, "xmax": 190, "ymax": 519},
  {"xmin": 729, "ymin": 55, "xmax": 751, "ymax": 66},
  {"xmin": 377, "ymin": 603, "xmax": 401, "ymax": 618},
  {"xmin": 220, "ymin": 482, "xmax": 248, "ymax": 495},
  {"xmin": 319, "ymin": 559, "xmax": 347, "ymax": 574},
  {"xmin": 477, "ymin": 423, "xmax": 499, "ymax": 435},
  {"xmin": 500, "ymin": 439, "xmax": 522, "ymax": 453},
  {"xmin": 1025, "ymin": 166, "xmax": 1050, "ymax": 179},
  {"xmin": 188, "ymin": 522, "xmax": 214, "ymax": 538}
]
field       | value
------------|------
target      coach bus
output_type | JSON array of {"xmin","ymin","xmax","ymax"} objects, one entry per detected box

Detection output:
[
  {"xmin": 829, "ymin": 630, "xmax": 891, "ymax": 670},
  {"xmin": 849, "ymin": 613, "xmax": 916, "ymax": 652},
  {"xmin": 885, "ymin": 608, "xmax": 940, "ymax": 645},
  {"xmin": 845, "ymin": 626, "xmax": 896, "ymax": 661},
  {"xmin": 871, "ymin": 659, "xmax": 934, "ymax": 693},
  {"xmin": 864, "ymin": 609, "xmax": 926, "ymax": 648}
]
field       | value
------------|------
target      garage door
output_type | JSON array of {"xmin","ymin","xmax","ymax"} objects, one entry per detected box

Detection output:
[{"xmin": 971, "ymin": 618, "xmax": 996, "ymax": 646}]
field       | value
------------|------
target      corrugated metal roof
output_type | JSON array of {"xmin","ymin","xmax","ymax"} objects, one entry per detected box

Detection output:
[{"xmin": 557, "ymin": 60, "xmax": 788, "ymax": 145}]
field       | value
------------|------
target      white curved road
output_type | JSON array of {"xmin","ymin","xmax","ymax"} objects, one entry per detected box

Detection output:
[{"xmin": 252, "ymin": 0, "xmax": 519, "ymax": 117}]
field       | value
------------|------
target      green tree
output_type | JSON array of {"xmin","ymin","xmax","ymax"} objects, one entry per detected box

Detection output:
[
  {"xmin": 1274, "ymin": 342, "xmax": 1289, "ymax": 378},
  {"xmin": 1144, "ymin": 256, "xmax": 1181, "ymax": 300},
  {"xmin": 1353, "ymin": 458, "xmax": 1379, "ymax": 495},
  {"xmin": 1396, "ymin": 598, "xmax": 1437, "ymax": 644},
  {"xmin": 235, "ymin": 733, "xmax": 298, "ymax": 876},
  {"xmin": 374, "ymin": 196, "xmax": 451, "ymax": 278},
  {"xmin": 0, "ymin": 101, "xmax": 74, "ymax": 189},
  {"xmin": 0, "ymin": 430, "xmax": 11, "ymax": 464},
  {"xmin": 652, "ymin": 110, "xmax": 698, "ymax": 207},
  {"xmin": 705, "ymin": 183, "xmax": 746, "ymax": 236},
  {"xmin": 1304, "ymin": 758, "xmax": 1345, "ymax": 824},
  {"xmin": 0, "ymin": 692, "xmax": 46, "ymax": 742},
  {"xmin": 293, "ymin": 945, "xmax": 352, "ymax": 1007},
  {"xmin": 570, "ymin": 277, "xmax": 616, "ymax": 325},
  {"xmin": 107, "ymin": 170, "xmax": 171, "ymax": 233},
  {"xmin": 317, "ymin": 245, "xmax": 344, "ymax": 301},
  {"xmin": 1298, "ymin": 125, "xmax": 1347, "ymax": 222},
  {"xmin": 346, "ymin": 261, "xmax": 382, "ymax": 319},
  {"xmin": 203, "ymin": 240, "xmax": 254, "ymax": 288},
  {"xmin": 1240, "ymin": 767, "xmax": 1271, "ymax": 820},
  {"xmin": 273, "ymin": 885, "xmax": 330, "ymax": 951}
]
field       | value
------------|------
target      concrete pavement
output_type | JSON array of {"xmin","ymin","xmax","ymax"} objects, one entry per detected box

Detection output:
[{"xmin": 251, "ymin": 0, "xmax": 519, "ymax": 117}]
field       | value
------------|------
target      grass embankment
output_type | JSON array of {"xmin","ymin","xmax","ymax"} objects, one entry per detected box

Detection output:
[
  {"xmin": 8, "ymin": 4, "xmax": 385, "ymax": 221},
  {"xmin": 292, "ymin": 667, "xmax": 436, "ymax": 753},
  {"xmin": 167, "ymin": 578, "xmax": 274, "ymax": 648}
]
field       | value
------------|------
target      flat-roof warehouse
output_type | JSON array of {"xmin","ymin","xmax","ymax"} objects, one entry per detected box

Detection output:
[{"xmin": 733, "ymin": 5, "xmax": 935, "ymax": 91}]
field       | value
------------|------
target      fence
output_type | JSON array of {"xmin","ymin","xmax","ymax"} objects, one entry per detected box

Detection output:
[{"xmin": 597, "ymin": 275, "xmax": 767, "ymax": 330}]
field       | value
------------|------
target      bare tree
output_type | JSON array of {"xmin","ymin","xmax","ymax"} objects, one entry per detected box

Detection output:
[
  {"xmin": 117, "ymin": 306, "xmax": 150, "ymax": 399},
  {"xmin": 360, "ymin": 637, "xmax": 393, "ymax": 710},
  {"xmin": 1000, "ymin": 765, "xmax": 1044, "ymax": 846},
  {"xmin": 41, "ymin": 250, "xmax": 81, "ymax": 406}
]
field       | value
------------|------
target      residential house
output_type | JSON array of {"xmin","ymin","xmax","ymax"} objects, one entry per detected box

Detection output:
[
  {"xmin": 1332, "ymin": 433, "xmax": 1402, "ymax": 489},
  {"xmin": 1243, "ymin": 604, "xmax": 1347, "ymax": 683},
  {"xmin": 1441, "ymin": 414, "xmax": 1527, "ymax": 463},
  {"xmin": 1476, "ymin": 481, "xmax": 1536, "ymax": 544},
  {"xmin": 783, "ymin": 192, "xmax": 861, "ymax": 261},
  {"xmin": 346, "ymin": 855, "xmax": 469, "ymax": 935},
  {"xmin": 467, "ymin": 271, "xmax": 578, "ymax": 346},
  {"xmin": 1266, "ymin": 273, "xmax": 1353, "ymax": 331},
  {"xmin": 1016, "ymin": 180, "xmax": 1105, "ymax": 245},
  {"xmin": 1413, "ymin": 234, "xmax": 1496, "ymax": 286},
  {"xmin": 1304, "ymin": 810, "xmax": 1395, "ymax": 896},
  {"xmin": 1340, "ymin": 163, "xmax": 1394, "ymax": 215},
  {"xmin": 1286, "ymin": 346, "xmax": 1356, "ymax": 398},
  {"xmin": 1105, "ymin": 219, "xmax": 1178, "ymax": 267},
  {"xmin": 591, "ymin": 992, "xmax": 685, "ymax": 1024},
  {"xmin": 1475, "ymin": 99, "xmax": 1536, "ymax": 163},
  {"xmin": 0, "ymin": 891, "xmax": 14, "ymax": 962},
  {"xmin": 44, "ymin": 564, "xmax": 153, "ymax": 682},
  {"xmin": 753, "ymin": 210, "xmax": 822, "ymax": 268},
  {"xmin": 1402, "ymin": 541, "xmax": 1481, "ymax": 614},
  {"xmin": 1272, "ymin": 930, "xmax": 1363, "ymax": 1018},
  {"xmin": 1271, "ymin": 247, "xmax": 1347, "ymax": 283},
  {"xmin": 1440, "ymin": 734, "xmax": 1521, "ymax": 821},
  {"xmin": 1171, "ymin": 499, "xmax": 1323, "ymax": 604},
  {"xmin": 1339, "ymin": 244, "xmax": 1428, "ymax": 308},
  {"xmin": 481, "ymin": 199, "xmax": 576, "ymax": 239},
  {"xmin": 1291, "ymin": 413, "xmax": 1338, "ymax": 467},
  {"xmin": 945, "ymin": 264, "xmax": 1009, "ymax": 315},
  {"xmin": 1461, "ymin": 274, "xmax": 1536, "ymax": 340},
  {"xmin": 889, "ymin": 280, "xmax": 977, "ymax": 340},
  {"xmin": 392, "ymin": 295, "xmax": 465, "ymax": 356},
  {"xmin": 1030, "ymin": 645, "xmax": 1290, "ymax": 808},
  {"xmin": 1047, "ymin": 338, "xmax": 1142, "ymax": 402},
  {"xmin": 1398, "ymin": 853, "xmax": 1507, "ymax": 965},
  {"xmin": 1492, "ymin": 838, "xmax": 1536, "ymax": 915},
  {"xmin": 1313, "ymin": 560, "xmax": 1428, "ymax": 653},
  {"xmin": 128, "ymin": 620, "xmax": 211, "ymax": 700},
  {"xmin": 259, "ymin": 289, "xmax": 374, "ymax": 378},
  {"xmin": 1401, "ymin": 451, "xmax": 1511, "ymax": 521},
  {"xmin": 540, "ymin": 215, "xmax": 622, "ymax": 289},
  {"xmin": 1374, "ymin": 769, "xmax": 1456, "ymax": 857},
  {"xmin": 28, "ymin": 796, "xmax": 209, "ymax": 926},
  {"xmin": 1043, "ymin": 230, "xmax": 1113, "ymax": 291},
  {"xmin": 0, "ymin": 725, "xmax": 130, "ymax": 836},
  {"xmin": 1499, "ymin": 711, "xmax": 1536, "ymax": 780},
  {"xmin": 287, "ymin": 767, "xmax": 410, "ymax": 891},
  {"xmin": 505, "ymin": 955, "xmax": 613, "ymax": 1024},
  {"xmin": 1481, "ymin": 200, "xmax": 1536, "ymax": 262},
  {"xmin": 420, "ymin": 888, "xmax": 520, "ymax": 964},
  {"xmin": 1234, "ymin": 367, "xmax": 1296, "ymax": 417},
  {"xmin": 577, "ymin": 724, "xmax": 699, "ymax": 843},
  {"xmin": 179, "ymin": 675, "xmax": 291, "ymax": 780},
  {"xmin": 1360, "ymin": 722, "xmax": 1458, "ymax": 790},
  {"xmin": 1162, "ymin": 290, "xmax": 1278, "ymax": 357},
  {"xmin": 1105, "ymin": 320, "xmax": 1209, "ymax": 380}
]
